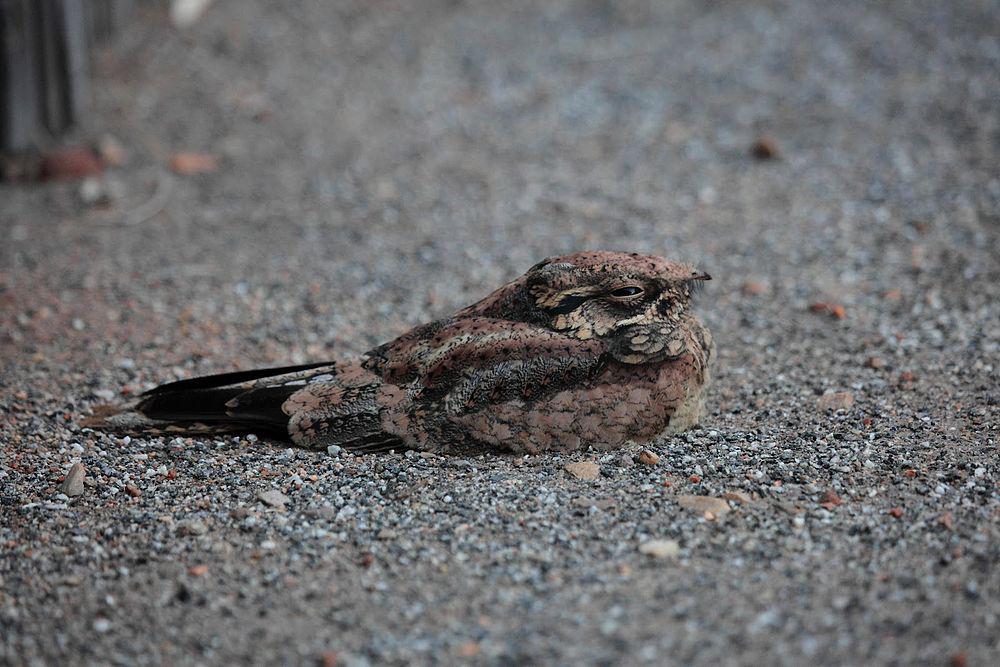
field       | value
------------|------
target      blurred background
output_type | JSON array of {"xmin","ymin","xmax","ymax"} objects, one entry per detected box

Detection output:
[{"xmin": 1, "ymin": 1, "xmax": 998, "ymax": 664}]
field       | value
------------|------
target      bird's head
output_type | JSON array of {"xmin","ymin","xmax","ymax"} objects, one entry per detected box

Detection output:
[{"xmin": 461, "ymin": 251, "xmax": 710, "ymax": 364}]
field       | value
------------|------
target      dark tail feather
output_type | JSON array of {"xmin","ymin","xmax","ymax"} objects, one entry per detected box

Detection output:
[
  {"xmin": 136, "ymin": 385, "xmax": 250, "ymax": 422},
  {"xmin": 85, "ymin": 363, "xmax": 338, "ymax": 440},
  {"xmin": 134, "ymin": 365, "xmax": 338, "ymax": 438},
  {"xmin": 85, "ymin": 361, "xmax": 409, "ymax": 453}
]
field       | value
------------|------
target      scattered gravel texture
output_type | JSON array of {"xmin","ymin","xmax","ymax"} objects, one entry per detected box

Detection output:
[{"xmin": 2, "ymin": 1, "xmax": 998, "ymax": 665}]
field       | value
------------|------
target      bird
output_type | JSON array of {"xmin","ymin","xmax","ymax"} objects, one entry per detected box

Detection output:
[{"xmin": 89, "ymin": 251, "xmax": 714, "ymax": 454}]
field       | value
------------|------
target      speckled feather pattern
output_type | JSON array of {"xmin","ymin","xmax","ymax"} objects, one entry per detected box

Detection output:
[{"xmin": 107, "ymin": 251, "xmax": 714, "ymax": 454}]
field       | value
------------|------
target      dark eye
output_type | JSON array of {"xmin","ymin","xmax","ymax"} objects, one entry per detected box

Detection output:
[{"xmin": 609, "ymin": 286, "xmax": 644, "ymax": 298}]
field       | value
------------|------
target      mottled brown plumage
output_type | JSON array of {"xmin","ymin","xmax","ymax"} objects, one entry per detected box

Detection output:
[{"xmin": 94, "ymin": 251, "xmax": 714, "ymax": 454}]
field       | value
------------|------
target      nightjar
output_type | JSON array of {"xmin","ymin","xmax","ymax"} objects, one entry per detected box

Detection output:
[{"xmin": 92, "ymin": 251, "xmax": 714, "ymax": 454}]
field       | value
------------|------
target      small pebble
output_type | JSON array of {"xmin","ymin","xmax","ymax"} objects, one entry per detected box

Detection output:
[
  {"xmin": 564, "ymin": 461, "xmax": 600, "ymax": 480},
  {"xmin": 178, "ymin": 519, "xmax": 208, "ymax": 536},
  {"xmin": 636, "ymin": 449, "xmax": 660, "ymax": 466},
  {"xmin": 258, "ymin": 489, "xmax": 290, "ymax": 508},
  {"xmin": 819, "ymin": 391, "xmax": 855, "ymax": 410},
  {"xmin": 638, "ymin": 539, "xmax": 680, "ymax": 558},
  {"xmin": 751, "ymin": 135, "xmax": 780, "ymax": 160},
  {"xmin": 676, "ymin": 495, "xmax": 730, "ymax": 516},
  {"xmin": 60, "ymin": 463, "xmax": 86, "ymax": 497}
]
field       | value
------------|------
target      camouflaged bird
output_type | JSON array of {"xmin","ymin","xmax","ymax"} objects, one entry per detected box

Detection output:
[{"xmin": 92, "ymin": 251, "xmax": 713, "ymax": 454}]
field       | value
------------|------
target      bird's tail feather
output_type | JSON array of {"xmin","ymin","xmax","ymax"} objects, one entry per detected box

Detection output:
[
  {"xmin": 83, "ymin": 363, "xmax": 336, "ymax": 439},
  {"xmin": 82, "ymin": 361, "xmax": 407, "ymax": 452}
]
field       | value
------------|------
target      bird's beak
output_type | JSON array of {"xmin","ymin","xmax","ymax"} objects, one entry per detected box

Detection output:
[{"xmin": 687, "ymin": 271, "xmax": 711, "ymax": 281}]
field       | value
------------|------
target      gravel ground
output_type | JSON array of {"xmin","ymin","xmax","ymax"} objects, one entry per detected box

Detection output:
[{"xmin": 2, "ymin": 1, "xmax": 998, "ymax": 664}]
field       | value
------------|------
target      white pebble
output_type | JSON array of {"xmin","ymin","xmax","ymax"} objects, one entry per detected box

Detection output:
[{"xmin": 638, "ymin": 539, "xmax": 680, "ymax": 558}]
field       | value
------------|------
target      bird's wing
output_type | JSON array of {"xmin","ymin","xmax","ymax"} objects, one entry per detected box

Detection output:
[
  {"xmin": 366, "ymin": 317, "xmax": 608, "ymax": 413},
  {"xmin": 277, "ymin": 363, "xmax": 407, "ymax": 452}
]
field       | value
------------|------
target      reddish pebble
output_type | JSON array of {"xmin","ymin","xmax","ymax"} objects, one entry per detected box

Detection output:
[
  {"xmin": 810, "ymin": 302, "xmax": 846, "ymax": 319},
  {"xmin": 904, "ymin": 469, "xmax": 917, "ymax": 478},
  {"xmin": 689, "ymin": 474, "xmax": 701, "ymax": 483},
  {"xmin": 819, "ymin": 391, "xmax": 854, "ymax": 410},
  {"xmin": 456, "ymin": 642, "xmax": 480, "ymax": 658},
  {"xmin": 865, "ymin": 356, "xmax": 886, "ymax": 369},
  {"xmin": 125, "ymin": 484, "xmax": 141, "ymax": 498},
  {"xmin": 170, "ymin": 152, "xmax": 219, "ymax": 175},
  {"xmin": 820, "ymin": 490, "xmax": 843, "ymax": 507},
  {"xmin": 636, "ymin": 449, "xmax": 660, "ymax": 466},
  {"xmin": 889, "ymin": 507, "xmax": 903, "ymax": 519},
  {"xmin": 39, "ymin": 147, "xmax": 103, "ymax": 180},
  {"xmin": 188, "ymin": 564, "xmax": 209, "ymax": 577}
]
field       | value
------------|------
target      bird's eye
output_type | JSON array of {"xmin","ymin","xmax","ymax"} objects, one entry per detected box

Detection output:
[{"xmin": 609, "ymin": 286, "xmax": 644, "ymax": 298}]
